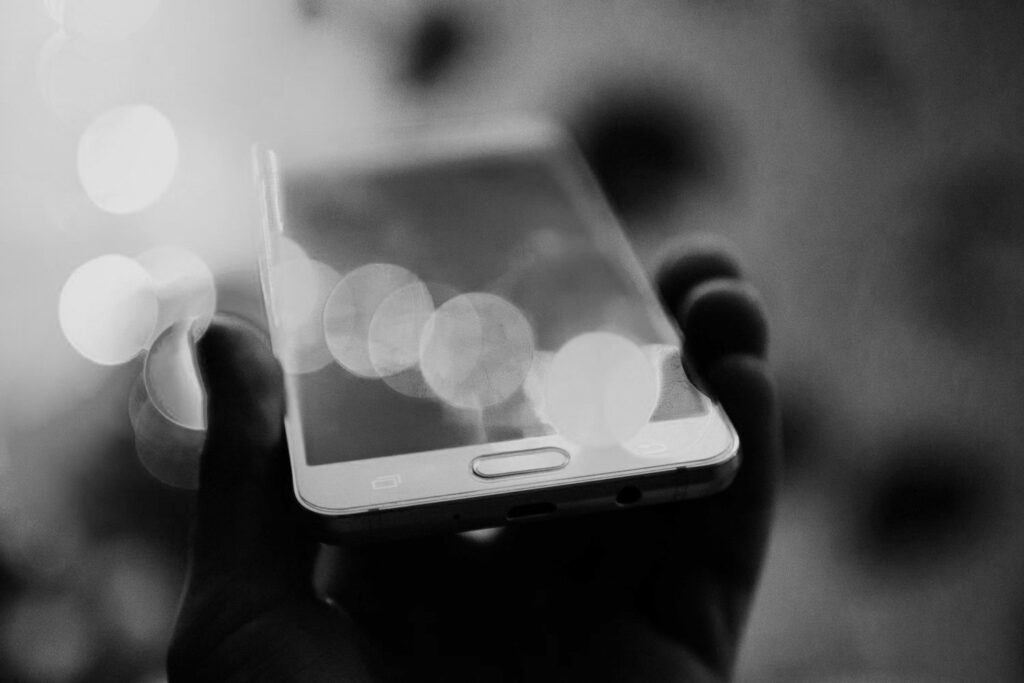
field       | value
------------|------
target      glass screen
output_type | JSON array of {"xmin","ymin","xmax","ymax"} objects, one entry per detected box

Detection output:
[{"xmin": 265, "ymin": 144, "xmax": 706, "ymax": 465}]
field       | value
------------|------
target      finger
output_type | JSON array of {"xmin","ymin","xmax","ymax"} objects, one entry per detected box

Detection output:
[
  {"xmin": 698, "ymin": 353, "xmax": 780, "ymax": 557},
  {"xmin": 189, "ymin": 315, "xmax": 316, "ymax": 595},
  {"xmin": 656, "ymin": 238, "xmax": 742, "ymax": 313},
  {"xmin": 170, "ymin": 316, "xmax": 377, "ymax": 681},
  {"xmin": 679, "ymin": 278, "xmax": 768, "ymax": 369},
  {"xmin": 644, "ymin": 353, "xmax": 779, "ymax": 672}
]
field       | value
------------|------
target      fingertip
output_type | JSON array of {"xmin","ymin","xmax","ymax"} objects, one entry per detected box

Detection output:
[
  {"xmin": 680, "ymin": 279, "xmax": 769, "ymax": 365},
  {"xmin": 194, "ymin": 315, "xmax": 286, "ymax": 493},
  {"xmin": 656, "ymin": 236, "xmax": 743, "ymax": 311},
  {"xmin": 196, "ymin": 315, "xmax": 279, "ymax": 393},
  {"xmin": 196, "ymin": 315, "xmax": 283, "ymax": 424},
  {"xmin": 707, "ymin": 354, "xmax": 775, "ymax": 418}
]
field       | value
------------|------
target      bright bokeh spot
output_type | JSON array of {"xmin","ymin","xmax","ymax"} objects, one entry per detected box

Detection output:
[
  {"xmin": 273, "ymin": 257, "xmax": 340, "ymax": 375},
  {"xmin": 522, "ymin": 349, "xmax": 555, "ymax": 424},
  {"xmin": 544, "ymin": 332, "xmax": 660, "ymax": 448},
  {"xmin": 323, "ymin": 263, "xmax": 421, "ymax": 378},
  {"xmin": 136, "ymin": 246, "xmax": 216, "ymax": 339},
  {"xmin": 36, "ymin": 31, "xmax": 128, "ymax": 122},
  {"xmin": 368, "ymin": 282, "xmax": 435, "ymax": 377},
  {"xmin": 59, "ymin": 255, "xmax": 158, "ymax": 365},
  {"xmin": 128, "ymin": 373, "xmax": 203, "ymax": 490},
  {"xmin": 267, "ymin": 237, "xmax": 319, "ymax": 332},
  {"xmin": 420, "ymin": 293, "xmax": 535, "ymax": 410},
  {"xmin": 143, "ymin": 322, "xmax": 204, "ymax": 430},
  {"xmin": 53, "ymin": 0, "xmax": 161, "ymax": 41},
  {"xmin": 77, "ymin": 104, "xmax": 179, "ymax": 214}
]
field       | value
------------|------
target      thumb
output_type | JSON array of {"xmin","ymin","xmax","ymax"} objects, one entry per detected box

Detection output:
[
  {"xmin": 171, "ymin": 315, "xmax": 375, "ymax": 681},
  {"xmin": 188, "ymin": 315, "xmax": 315, "ymax": 595}
]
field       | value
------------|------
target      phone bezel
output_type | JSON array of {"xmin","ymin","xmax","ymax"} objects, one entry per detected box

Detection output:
[{"xmin": 254, "ymin": 118, "xmax": 740, "ymax": 519}]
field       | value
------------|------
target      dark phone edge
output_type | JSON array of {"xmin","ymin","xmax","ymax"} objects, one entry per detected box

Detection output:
[{"xmin": 305, "ymin": 454, "xmax": 739, "ymax": 544}]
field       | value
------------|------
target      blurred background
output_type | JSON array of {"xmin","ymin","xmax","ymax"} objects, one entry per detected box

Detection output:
[{"xmin": 2, "ymin": 1, "xmax": 1024, "ymax": 680}]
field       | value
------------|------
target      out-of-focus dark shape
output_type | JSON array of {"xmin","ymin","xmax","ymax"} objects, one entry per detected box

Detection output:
[
  {"xmin": 855, "ymin": 434, "xmax": 996, "ymax": 572},
  {"xmin": 402, "ymin": 8, "xmax": 468, "ymax": 88},
  {"xmin": 917, "ymin": 157, "xmax": 1024, "ymax": 340},
  {"xmin": 297, "ymin": 0, "xmax": 324, "ymax": 21},
  {"xmin": 777, "ymin": 377, "xmax": 823, "ymax": 479},
  {"xmin": 572, "ymin": 87, "xmax": 718, "ymax": 218},
  {"xmin": 805, "ymin": 6, "xmax": 913, "ymax": 119}
]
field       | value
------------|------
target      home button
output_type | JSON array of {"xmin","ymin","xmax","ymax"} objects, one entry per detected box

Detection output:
[{"xmin": 472, "ymin": 448, "xmax": 570, "ymax": 479}]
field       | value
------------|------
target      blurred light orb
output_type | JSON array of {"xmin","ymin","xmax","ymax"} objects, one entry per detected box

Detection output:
[
  {"xmin": 267, "ymin": 237, "xmax": 319, "ymax": 332},
  {"xmin": 324, "ymin": 263, "xmax": 421, "ymax": 378},
  {"xmin": 136, "ymin": 246, "xmax": 216, "ymax": 337},
  {"xmin": 368, "ymin": 282, "xmax": 435, "ymax": 377},
  {"xmin": 52, "ymin": 0, "xmax": 162, "ymax": 41},
  {"xmin": 522, "ymin": 350, "xmax": 555, "ymax": 424},
  {"xmin": 144, "ymin": 322, "xmax": 204, "ymax": 430},
  {"xmin": 273, "ymin": 257, "xmax": 340, "ymax": 375},
  {"xmin": 544, "ymin": 332, "xmax": 660, "ymax": 448},
  {"xmin": 59, "ymin": 255, "xmax": 158, "ymax": 365},
  {"xmin": 129, "ymin": 374, "xmax": 202, "ymax": 490},
  {"xmin": 77, "ymin": 104, "xmax": 179, "ymax": 214},
  {"xmin": 420, "ymin": 293, "xmax": 535, "ymax": 410}
]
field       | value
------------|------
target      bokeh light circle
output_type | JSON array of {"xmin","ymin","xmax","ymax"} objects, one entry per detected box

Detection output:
[
  {"xmin": 128, "ymin": 374, "xmax": 202, "ymax": 490},
  {"xmin": 77, "ymin": 104, "xmax": 179, "ymax": 214},
  {"xmin": 143, "ymin": 321, "xmax": 204, "ymax": 430},
  {"xmin": 323, "ymin": 263, "xmax": 421, "ymax": 378},
  {"xmin": 59, "ymin": 254, "xmax": 158, "ymax": 365},
  {"xmin": 420, "ymin": 293, "xmax": 535, "ymax": 410},
  {"xmin": 368, "ymin": 282, "xmax": 435, "ymax": 377},
  {"xmin": 136, "ymin": 245, "xmax": 216, "ymax": 338},
  {"xmin": 543, "ymin": 332, "xmax": 660, "ymax": 448},
  {"xmin": 272, "ymin": 258, "xmax": 340, "ymax": 375}
]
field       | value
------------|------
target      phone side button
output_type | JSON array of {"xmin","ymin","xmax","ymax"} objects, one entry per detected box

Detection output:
[{"xmin": 472, "ymin": 449, "xmax": 570, "ymax": 479}]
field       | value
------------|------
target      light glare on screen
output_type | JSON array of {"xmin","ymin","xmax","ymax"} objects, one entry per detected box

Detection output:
[
  {"xmin": 368, "ymin": 281, "xmax": 435, "ymax": 377},
  {"xmin": 543, "ymin": 332, "xmax": 660, "ymax": 448},
  {"xmin": 323, "ymin": 263, "xmax": 421, "ymax": 378},
  {"xmin": 274, "ymin": 258, "xmax": 340, "ymax": 375},
  {"xmin": 419, "ymin": 293, "xmax": 535, "ymax": 410}
]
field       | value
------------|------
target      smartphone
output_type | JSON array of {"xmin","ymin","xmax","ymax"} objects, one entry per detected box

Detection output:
[{"xmin": 254, "ymin": 119, "xmax": 738, "ymax": 541}]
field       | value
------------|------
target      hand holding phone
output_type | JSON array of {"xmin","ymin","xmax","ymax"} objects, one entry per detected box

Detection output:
[{"xmin": 168, "ymin": 244, "xmax": 779, "ymax": 682}]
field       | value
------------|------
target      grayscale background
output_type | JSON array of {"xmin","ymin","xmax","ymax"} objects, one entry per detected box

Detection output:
[{"xmin": 1, "ymin": 1, "xmax": 1022, "ymax": 680}]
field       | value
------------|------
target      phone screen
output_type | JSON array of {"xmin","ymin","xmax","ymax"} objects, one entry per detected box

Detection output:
[{"xmin": 266, "ymin": 145, "xmax": 706, "ymax": 465}]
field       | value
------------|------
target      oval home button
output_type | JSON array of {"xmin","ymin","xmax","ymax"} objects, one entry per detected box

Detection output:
[{"xmin": 472, "ymin": 448, "xmax": 570, "ymax": 479}]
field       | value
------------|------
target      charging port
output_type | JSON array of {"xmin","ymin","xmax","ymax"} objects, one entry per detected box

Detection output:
[
  {"xmin": 616, "ymin": 486, "xmax": 643, "ymax": 506},
  {"xmin": 507, "ymin": 502, "xmax": 556, "ymax": 520}
]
